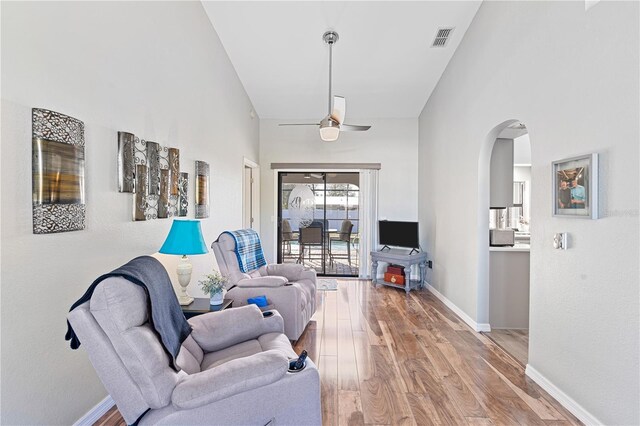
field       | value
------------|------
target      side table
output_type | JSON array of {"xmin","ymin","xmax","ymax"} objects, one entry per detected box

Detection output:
[
  {"xmin": 370, "ymin": 249, "xmax": 428, "ymax": 294},
  {"xmin": 181, "ymin": 298, "xmax": 233, "ymax": 319}
]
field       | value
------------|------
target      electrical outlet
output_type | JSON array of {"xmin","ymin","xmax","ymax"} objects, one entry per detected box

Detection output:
[
  {"xmin": 428, "ymin": 260, "xmax": 433, "ymax": 269},
  {"xmin": 553, "ymin": 233, "xmax": 568, "ymax": 250}
]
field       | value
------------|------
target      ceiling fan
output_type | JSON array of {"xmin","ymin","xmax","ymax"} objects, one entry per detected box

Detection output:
[
  {"xmin": 304, "ymin": 172, "xmax": 324, "ymax": 179},
  {"xmin": 279, "ymin": 30, "xmax": 371, "ymax": 142}
]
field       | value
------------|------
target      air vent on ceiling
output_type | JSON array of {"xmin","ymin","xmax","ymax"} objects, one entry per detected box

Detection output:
[{"xmin": 432, "ymin": 27, "xmax": 454, "ymax": 47}]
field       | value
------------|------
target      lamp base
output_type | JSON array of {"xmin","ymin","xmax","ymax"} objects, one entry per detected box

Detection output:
[
  {"xmin": 177, "ymin": 255, "xmax": 194, "ymax": 306},
  {"xmin": 178, "ymin": 295, "xmax": 194, "ymax": 306}
]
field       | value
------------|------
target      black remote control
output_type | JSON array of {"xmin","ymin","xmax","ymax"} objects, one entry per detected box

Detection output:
[{"xmin": 294, "ymin": 350, "xmax": 308, "ymax": 370}]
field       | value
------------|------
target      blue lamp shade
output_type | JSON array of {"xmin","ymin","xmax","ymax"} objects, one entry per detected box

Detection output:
[{"xmin": 159, "ymin": 220, "xmax": 208, "ymax": 256}]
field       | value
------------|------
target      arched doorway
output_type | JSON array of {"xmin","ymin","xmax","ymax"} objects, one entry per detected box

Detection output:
[{"xmin": 477, "ymin": 120, "xmax": 532, "ymax": 364}]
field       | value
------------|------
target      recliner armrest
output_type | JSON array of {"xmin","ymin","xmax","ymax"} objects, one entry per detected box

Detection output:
[
  {"xmin": 237, "ymin": 276, "xmax": 288, "ymax": 288},
  {"xmin": 172, "ymin": 350, "xmax": 288, "ymax": 409},
  {"xmin": 299, "ymin": 268, "xmax": 317, "ymax": 284},
  {"xmin": 265, "ymin": 264, "xmax": 306, "ymax": 281},
  {"xmin": 189, "ymin": 305, "xmax": 283, "ymax": 352}
]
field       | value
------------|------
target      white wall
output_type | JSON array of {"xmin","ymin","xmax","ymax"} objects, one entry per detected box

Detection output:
[
  {"xmin": 0, "ymin": 2, "xmax": 259, "ymax": 424},
  {"xmin": 418, "ymin": 1, "xmax": 639, "ymax": 424},
  {"xmin": 259, "ymin": 119, "xmax": 418, "ymax": 262}
]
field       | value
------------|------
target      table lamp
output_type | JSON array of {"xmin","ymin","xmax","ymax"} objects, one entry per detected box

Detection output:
[{"xmin": 159, "ymin": 219, "xmax": 208, "ymax": 305}]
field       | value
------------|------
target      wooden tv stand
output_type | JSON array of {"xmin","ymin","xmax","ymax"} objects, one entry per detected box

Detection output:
[{"xmin": 370, "ymin": 248, "xmax": 428, "ymax": 294}]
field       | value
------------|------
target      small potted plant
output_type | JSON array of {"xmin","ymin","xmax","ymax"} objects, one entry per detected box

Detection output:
[{"xmin": 198, "ymin": 271, "xmax": 228, "ymax": 306}]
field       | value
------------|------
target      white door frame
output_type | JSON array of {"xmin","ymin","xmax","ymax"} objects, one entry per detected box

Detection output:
[{"xmin": 243, "ymin": 157, "xmax": 260, "ymax": 232}]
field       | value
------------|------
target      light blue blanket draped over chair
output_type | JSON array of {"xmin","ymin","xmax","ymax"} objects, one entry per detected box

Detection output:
[{"xmin": 221, "ymin": 229, "xmax": 267, "ymax": 273}]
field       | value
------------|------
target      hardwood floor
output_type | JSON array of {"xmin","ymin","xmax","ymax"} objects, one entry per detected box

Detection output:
[
  {"xmin": 483, "ymin": 329, "xmax": 529, "ymax": 366},
  {"xmin": 95, "ymin": 405, "xmax": 125, "ymax": 426},
  {"xmin": 95, "ymin": 280, "xmax": 581, "ymax": 426}
]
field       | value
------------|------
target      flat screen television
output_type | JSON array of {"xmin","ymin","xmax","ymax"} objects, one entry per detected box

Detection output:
[{"xmin": 378, "ymin": 220, "xmax": 420, "ymax": 250}]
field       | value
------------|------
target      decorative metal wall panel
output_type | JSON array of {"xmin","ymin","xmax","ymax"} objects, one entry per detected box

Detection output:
[
  {"xmin": 158, "ymin": 169, "xmax": 170, "ymax": 219},
  {"xmin": 146, "ymin": 141, "xmax": 160, "ymax": 196},
  {"xmin": 32, "ymin": 108, "xmax": 85, "ymax": 234},
  {"xmin": 125, "ymin": 136, "xmax": 180, "ymax": 221},
  {"xmin": 32, "ymin": 109, "xmax": 85, "ymax": 146},
  {"xmin": 134, "ymin": 164, "xmax": 148, "ymax": 221},
  {"xmin": 158, "ymin": 145, "xmax": 169, "ymax": 170},
  {"xmin": 33, "ymin": 204, "xmax": 86, "ymax": 233},
  {"xmin": 133, "ymin": 138, "xmax": 158, "ymax": 219},
  {"xmin": 169, "ymin": 148, "xmax": 180, "ymax": 196},
  {"xmin": 158, "ymin": 145, "xmax": 178, "ymax": 218},
  {"xmin": 117, "ymin": 132, "xmax": 135, "ymax": 193},
  {"xmin": 178, "ymin": 172, "xmax": 188, "ymax": 217},
  {"xmin": 134, "ymin": 137, "xmax": 146, "ymax": 166},
  {"xmin": 33, "ymin": 139, "xmax": 85, "ymax": 204},
  {"xmin": 195, "ymin": 161, "xmax": 210, "ymax": 219}
]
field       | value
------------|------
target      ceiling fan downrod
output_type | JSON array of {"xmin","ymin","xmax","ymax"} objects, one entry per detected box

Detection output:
[{"xmin": 323, "ymin": 31, "xmax": 339, "ymax": 116}]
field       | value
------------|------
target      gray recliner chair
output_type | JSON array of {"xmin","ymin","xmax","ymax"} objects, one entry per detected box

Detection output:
[
  {"xmin": 67, "ymin": 276, "xmax": 321, "ymax": 425},
  {"xmin": 212, "ymin": 233, "xmax": 317, "ymax": 341}
]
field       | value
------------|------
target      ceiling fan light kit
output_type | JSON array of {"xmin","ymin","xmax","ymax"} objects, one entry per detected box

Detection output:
[
  {"xmin": 279, "ymin": 30, "xmax": 371, "ymax": 142},
  {"xmin": 319, "ymin": 117, "xmax": 340, "ymax": 142}
]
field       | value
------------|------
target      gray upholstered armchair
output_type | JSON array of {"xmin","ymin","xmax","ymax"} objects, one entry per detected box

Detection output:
[
  {"xmin": 67, "ymin": 276, "xmax": 321, "ymax": 425},
  {"xmin": 212, "ymin": 232, "xmax": 317, "ymax": 341}
]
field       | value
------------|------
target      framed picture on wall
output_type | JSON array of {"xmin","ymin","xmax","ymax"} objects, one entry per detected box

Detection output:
[{"xmin": 552, "ymin": 153, "xmax": 598, "ymax": 219}]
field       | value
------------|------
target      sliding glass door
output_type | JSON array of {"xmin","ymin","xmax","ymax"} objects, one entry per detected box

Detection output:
[{"xmin": 277, "ymin": 172, "xmax": 359, "ymax": 276}]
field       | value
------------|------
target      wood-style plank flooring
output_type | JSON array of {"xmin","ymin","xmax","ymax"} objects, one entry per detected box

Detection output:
[
  {"xmin": 483, "ymin": 329, "xmax": 529, "ymax": 366},
  {"xmin": 95, "ymin": 280, "xmax": 581, "ymax": 426},
  {"xmin": 95, "ymin": 405, "xmax": 125, "ymax": 426}
]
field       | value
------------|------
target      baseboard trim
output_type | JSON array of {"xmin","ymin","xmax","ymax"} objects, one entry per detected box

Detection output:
[
  {"xmin": 426, "ymin": 284, "xmax": 491, "ymax": 332},
  {"xmin": 525, "ymin": 364, "xmax": 602, "ymax": 426},
  {"xmin": 476, "ymin": 322, "xmax": 492, "ymax": 332},
  {"xmin": 490, "ymin": 327, "xmax": 529, "ymax": 330},
  {"xmin": 74, "ymin": 395, "xmax": 115, "ymax": 426}
]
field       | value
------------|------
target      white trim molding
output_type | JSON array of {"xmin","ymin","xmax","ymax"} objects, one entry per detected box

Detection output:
[
  {"xmin": 243, "ymin": 157, "xmax": 259, "ymax": 169},
  {"xmin": 73, "ymin": 395, "xmax": 115, "ymax": 426},
  {"xmin": 426, "ymin": 283, "xmax": 491, "ymax": 332},
  {"xmin": 242, "ymin": 157, "xmax": 260, "ymax": 233},
  {"xmin": 585, "ymin": 0, "xmax": 601, "ymax": 11},
  {"xmin": 270, "ymin": 162, "xmax": 381, "ymax": 170},
  {"xmin": 525, "ymin": 364, "xmax": 603, "ymax": 426}
]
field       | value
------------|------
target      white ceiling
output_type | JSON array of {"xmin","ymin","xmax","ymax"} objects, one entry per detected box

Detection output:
[{"xmin": 202, "ymin": 1, "xmax": 481, "ymax": 120}]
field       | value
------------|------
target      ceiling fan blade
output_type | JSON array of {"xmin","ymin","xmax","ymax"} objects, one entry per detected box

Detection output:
[
  {"xmin": 278, "ymin": 123, "xmax": 320, "ymax": 126},
  {"xmin": 340, "ymin": 124, "xmax": 371, "ymax": 132},
  {"xmin": 330, "ymin": 96, "xmax": 346, "ymax": 124}
]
